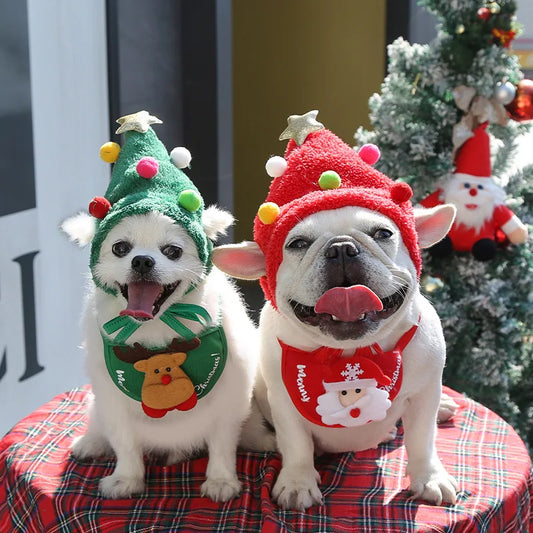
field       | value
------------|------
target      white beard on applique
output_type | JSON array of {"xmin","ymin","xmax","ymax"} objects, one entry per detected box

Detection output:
[
  {"xmin": 443, "ymin": 174, "xmax": 505, "ymax": 230},
  {"xmin": 315, "ymin": 385, "xmax": 391, "ymax": 427}
]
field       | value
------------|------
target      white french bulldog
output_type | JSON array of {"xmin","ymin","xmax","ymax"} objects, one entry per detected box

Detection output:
[
  {"xmin": 62, "ymin": 207, "xmax": 272, "ymax": 501},
  {"xmin": 213, "ymin": 202, "xmax": 458, "ymax": 509}
]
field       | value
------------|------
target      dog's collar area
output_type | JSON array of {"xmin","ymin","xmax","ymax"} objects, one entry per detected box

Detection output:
[
  {"xmin": 100, "ymin": 302, "xmax": 227, "ymax": 418},
  {"xmin": 289, "ymin": 284, "xmax": 409, "ymax": 340}
]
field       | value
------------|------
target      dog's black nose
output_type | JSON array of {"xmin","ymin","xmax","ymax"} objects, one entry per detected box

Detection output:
[
  {"xmin": 325, "ymin": 241, "xmax": 360, "ymax": 260},
  {"xmin": 131, "ymin": 255, "xmax": 155, "ymax": 274}
]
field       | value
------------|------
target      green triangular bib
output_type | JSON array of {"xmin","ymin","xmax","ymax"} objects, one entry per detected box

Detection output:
[{"xmin": 100, "ymin": 304, "xmax": 227, "ymax": 411}]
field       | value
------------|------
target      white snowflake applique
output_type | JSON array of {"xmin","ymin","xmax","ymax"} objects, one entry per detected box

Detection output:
[{"xmin": 341, "ymin": 363, "xmax": 364, "ymax": 381}]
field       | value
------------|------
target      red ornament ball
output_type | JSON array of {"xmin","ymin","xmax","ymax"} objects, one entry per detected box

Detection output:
[
  {"xmin": 505, "ymin": 79, "xmax": 533, "ymax": 122},
  {"xmin": 89, "ymin": 196, "xmax": 111, "ymax": 219},
  {"xmin": 136, "ymin": 156, "xmax": 159, "ymax": 179},
  {"xmin": 477, "ymin": 7, "xmax": 491, "ymax": 21}
]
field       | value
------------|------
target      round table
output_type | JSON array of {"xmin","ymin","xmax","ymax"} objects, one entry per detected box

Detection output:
[{"xmin": 0, "ymin": 386, "xmax": 531, "ymax": 532}]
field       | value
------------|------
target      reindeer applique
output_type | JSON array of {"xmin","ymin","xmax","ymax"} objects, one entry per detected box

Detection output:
[{"xmin": 113, "ymin": 338, "xmax": 200, "ymax": 418}]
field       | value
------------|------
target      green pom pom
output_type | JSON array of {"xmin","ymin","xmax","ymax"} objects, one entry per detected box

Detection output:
[
  {"xmin": 318, "ymin": 170, "xmax": 341, "ymax": 190},
  {"xmin": 179, "ymin": 189, "xmax": 202, "ymax": 212}
]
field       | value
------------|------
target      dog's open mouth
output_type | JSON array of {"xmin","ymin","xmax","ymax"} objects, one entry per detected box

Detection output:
[
  {"xmin": 118, "ymin": 280, "xmax": 180, "ymax": 320},
  {"xmin": 289, "ymin": 284, "xmax": 408, "ymax": 339}
]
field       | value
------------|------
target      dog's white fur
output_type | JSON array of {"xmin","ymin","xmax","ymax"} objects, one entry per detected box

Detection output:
[
  {"xmin": 63, "ymin": 207, "xmax": 272, "ymax": 501},
  {"xmin": 213, "ymin": 203, "xmax": 459, "ymax": 509}
]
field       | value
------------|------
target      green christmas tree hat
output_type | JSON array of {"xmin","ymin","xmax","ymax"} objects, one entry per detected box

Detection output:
[{"xmin": 88, "ymin": 110, "xmax": 210, "ymax": 295}]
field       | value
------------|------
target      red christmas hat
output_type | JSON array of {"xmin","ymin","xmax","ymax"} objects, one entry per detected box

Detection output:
[
  {"xmin": 253, "ymin": 111, "xmax": 421, "ymax": 309},
  {"xmin": 454, "ymin": 122, "xmax": 491, "ymax": 178},
  {"xmin": 322, "ymin": 357, "xmax": 392, "ymax": 392}
]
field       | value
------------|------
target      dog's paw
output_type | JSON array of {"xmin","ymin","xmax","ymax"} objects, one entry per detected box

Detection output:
[
  {"xmin": 272, "ymin": 467, "xmax": 323, "ymax": 510},
  {"xmin": 437, "ymin": 393, "xmax": 459, "ymax": 423},
  {"xmin": 71, "ymin": 433, "xmax": 113, "ymax": 459},
  {"xmin": 408, "ymin": 467, "xmax": 458, "ymax": 505},
  {"xmin": 200, "ymin": 476, "xmax": 242, "ymax": 502},
  {"xmin": 99, "ymin": 473, "xmax": 145, "ymax": 499}
]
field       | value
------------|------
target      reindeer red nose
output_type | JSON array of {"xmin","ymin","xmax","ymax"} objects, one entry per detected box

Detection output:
[
  {"xmin": 469, "ymin": 188, "xmax": 478, "ymax": 197},
  {"xmin": 161, "ymin": 374, "xmax": 171, "ymax": 385}
]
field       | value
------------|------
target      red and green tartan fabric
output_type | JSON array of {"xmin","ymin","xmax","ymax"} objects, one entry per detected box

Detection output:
[{"xmin": 0, "ymin": 386, "xmax": 531, "ymax": 532}]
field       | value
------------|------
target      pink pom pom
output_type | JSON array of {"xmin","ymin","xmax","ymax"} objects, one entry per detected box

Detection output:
[
  {"xmin": 390, "ymin": 182, "xmax": 413, "ymax": 204},
  {"xmin": 358, "ymin": 144, "xmax": 381, "ymax": 165},
  {"xmin": 136, "ymin": 156, "xmax": 159, "ymax": 179}
]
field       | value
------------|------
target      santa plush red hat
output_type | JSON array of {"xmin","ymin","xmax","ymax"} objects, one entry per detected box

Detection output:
[
  {"xmin": 322, "ymin": 357, "xmax": 392, "ymax": 393},
  {"xmin": 253, "ymin": 110, "xmax": 421, "ymax": 308},
  {"xmin": 454, "ymin": 121, "xmax": 492, "ymax": 178}
]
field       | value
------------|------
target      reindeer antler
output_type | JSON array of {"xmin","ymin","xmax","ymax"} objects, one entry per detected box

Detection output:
[
  {"xmin": 113, "ymin": 337, "xmax": 201, "ymax": 363},
  {"xmin": 113, "ymin": 342, "xmax": 157, "ymax": 364},
  {"xmin": 167, "ymin": 337, "xmax": 201, "ymax": 354}
]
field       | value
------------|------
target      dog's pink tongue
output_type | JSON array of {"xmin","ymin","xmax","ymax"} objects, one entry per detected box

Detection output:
[
  {"xmin": 120, "ymin": 281, "xmax": 162, "ymax": 320},
  {"xmin": 314, "ymin": 285, "xmax": 383, "ymax": 322}
]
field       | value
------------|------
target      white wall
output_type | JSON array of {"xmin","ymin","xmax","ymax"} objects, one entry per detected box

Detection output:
[{"xmin": 0, "ymin": 0, "xmax": 109, "ymax": 434}]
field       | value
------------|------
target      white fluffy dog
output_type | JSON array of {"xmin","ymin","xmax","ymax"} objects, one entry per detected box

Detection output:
[
  {"xmin": 213, "ymin": 114, "xmax": 459, "ymax": 510},
  {"xmin": 61, "ymin": 111, "xmax": 272, "ymax": 501},
  {"xmin": 63, "ymin": 208, "xmax": 267, "ymax": 501}
]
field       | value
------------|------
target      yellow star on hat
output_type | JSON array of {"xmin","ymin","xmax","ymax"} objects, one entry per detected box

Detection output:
[
  {"xmin": 115, "ymin": 110, "xmax": 163, "ymax": 134},
  {"xmin": 279, "ymin": 110, "xmax": 324, "ymax": 146}
]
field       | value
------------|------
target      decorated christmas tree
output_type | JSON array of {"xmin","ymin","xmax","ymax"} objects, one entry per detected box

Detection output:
[{"xmin": 356, "ymin": 0, "xmax": 533, "ymax": 448}]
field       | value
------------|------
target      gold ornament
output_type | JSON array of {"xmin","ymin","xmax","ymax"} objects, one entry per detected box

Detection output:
[
  {"xmin": 488, "ymin": 2, "xmax": 501, "ymax": 14},
  {"xmin": 456, "ymin": 24, "xmax": 465, "ymax": 34}
]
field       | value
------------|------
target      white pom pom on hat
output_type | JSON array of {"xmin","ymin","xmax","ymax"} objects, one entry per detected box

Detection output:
[
  {"xmin": 170, "ymin": 146, "xmax": 192, "ymax": 169},
  {"xmin": 265, "ymin": 156, "xmax": 288, "ymax": 178}
]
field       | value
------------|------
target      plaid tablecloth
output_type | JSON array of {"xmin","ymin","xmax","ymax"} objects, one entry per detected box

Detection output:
[{"xmin": 0, "ymin": 386, "xmax": 531, "ymax": 533}]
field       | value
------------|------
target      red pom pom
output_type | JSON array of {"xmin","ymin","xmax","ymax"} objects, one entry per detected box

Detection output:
[
  {"xmin": 390, "ymin": 182, "xmax": 412, "ymax": 204},
  {"xmin": 136, "ymin": 156, "xmax": 159, "ymax": 179},
  {"xmin": 358, "ymin": 144, "xmax": 381, "ymax": 165},
  {"xmin": 89, "ymin": 196, "xmax": 111, "ymax": 219}
]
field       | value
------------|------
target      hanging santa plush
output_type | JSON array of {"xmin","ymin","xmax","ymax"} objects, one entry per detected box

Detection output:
[{"xmin": 420, "ymin": 122, "xmax": 528, "ymax": 261}]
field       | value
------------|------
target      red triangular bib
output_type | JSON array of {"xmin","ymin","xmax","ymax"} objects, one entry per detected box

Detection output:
[{"xmin": 280, "ymin": 323, "xmax": 418, "ymax": 428}]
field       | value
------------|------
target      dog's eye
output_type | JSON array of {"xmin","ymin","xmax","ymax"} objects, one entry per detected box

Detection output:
[
  {"xmin": 161, "ymin": 245, "xmax": 183, "ymax": 260},
  {"xmin": 166, "ymin": 367, "xmax": 171, "ymax": 372},
  {"xmin": 154, "ymin": 369, "xmax": 160, "ymax": 374},
  {"xmin": 112, "ymin": 241, "xmax": 133, "ymax": 257},
  {"xmin": 373, "ymin": 229, "xmax": 393, "ymax": 240},
  {"xmin": 286, "ymin": 238, "xmax": 310, "ymax": 250}
]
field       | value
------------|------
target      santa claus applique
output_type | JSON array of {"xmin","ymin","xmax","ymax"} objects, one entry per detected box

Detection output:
[
  {"xmin": 280, "ymin": 335, "xmax": 411, "ymax": 429},
  {"xmin": 315, "ymin": 358, "xmax": 392, "ymax": 427},
  {"xmin": 421, "ymin": 122, "xmax": 528, "ymax": 261}
]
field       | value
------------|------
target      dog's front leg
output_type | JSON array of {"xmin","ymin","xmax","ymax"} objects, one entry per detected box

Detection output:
[
  {"xmin": 200, "ymin": 422, "xmax": 242, "ymax": 502},
  {"xmin": 402, "ymin": 386, "xmax": 457, "ymax": 505},
  {"xmin": 269, "ymin": 393, "xmax": 323, "ymax": 510},
  {"xmin": 98, "ymin": 424, "xmax": 146, "ymax": 498}
]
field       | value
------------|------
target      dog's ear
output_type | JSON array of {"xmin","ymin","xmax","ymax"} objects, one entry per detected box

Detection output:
[
  {"xmin": 202, "ymin": 206, "xmax": 234, "ymax": 241},
  {"xmin": 414, "ymin": 204, "xmax": 456, "ymax": 249},
  {"xmin": 61, "ymin": 212, "xmax": 96, "ymax": 247},
  {"xmin": 212, "ymin": 241, "xmax": 266, "ymax": 280}
]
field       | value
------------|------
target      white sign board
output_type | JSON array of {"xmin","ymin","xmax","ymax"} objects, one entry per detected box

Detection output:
[{"xmin": 0, "ymin": 0, "xmax": 109, "ymax": 435}]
